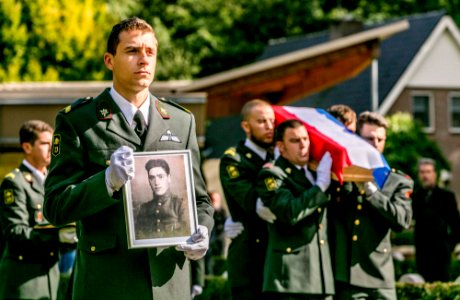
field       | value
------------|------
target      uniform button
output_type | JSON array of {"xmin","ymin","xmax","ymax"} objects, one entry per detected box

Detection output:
[
  {"xmin": 360, "ymin": 189, "xmax": 365, "ymax": 195},
  {"xmin": 157, "ymin": 219, "xmax": 160, "ymax": 223},
  {"xmin": 158, "ymin": 202, "xmax": 162, "ymax": 206},
  {"xmin": 383, "ymin": 248, "xmax": 388, "ymax": 253},
  {"xmin": 37, "ymin": 204, "xmax": 42, "ymax": 209},
  {"xmin": 105, "ymin": 160, "xmax": 110, "ymax": 166},
  {"xmin": 357, "ymin": 204, "xmax": 362, "ymax": 210},
  {"xmin": 18, "ymin": 255, "xmax": 23, "ymax": 260},
  {"xmin": 155, "ymin": 210, "xmax": 160, "ymax": 214},
  {"xmin": 352, "ymin": 235, "xmax": 358, "ymax": 241},
  {"xmin": 90, "ymin": 246, "xmax": 96, "ymax": 252},
  {"xmin": 157, "ymin": 229, "xmax": 161, "ymax": 232},
  {"xmin": 286, "ymin": 247, "xmax": 292, "ymax": 253},
  {"xmin": 354, "ymin": 219, "xmax": 360, "ymax": 226},
  {"xmin": 317, "ymin": 208, "xmax": 322, "ymax": 213},
  {"xmin": 336, "ymin": 187, "xmax": 340, "ymax": 192},
  {"xmin": 50, "ymin": 252, "xmax": 54, "ymax": 256},
  {"xmin": 256, "ymin": 239, "xmax": 260, "ymax": 243},
  {"xmin": 320, "ymin": 239, "xmax": 325, "ymax": 245}
]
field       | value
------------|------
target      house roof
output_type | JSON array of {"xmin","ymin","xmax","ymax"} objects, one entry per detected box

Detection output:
[
  {"xmin": 287, "ymin": 10, "xmax": 446, "ymax": 113},
  {"xmin": 204, "ymin": 10, "xmax": 448, "ymax": 158}
]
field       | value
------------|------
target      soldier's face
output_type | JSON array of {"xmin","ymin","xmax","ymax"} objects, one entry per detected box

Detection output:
[
  {"xmin": 277, "ymin": 125, "xmax": 310, "ymax": 167},
  {"xmin": 242, "ymin": 105, "xmax": 275, "ymax": 148},
  {"xmin": 104, "ymin": 30, "xmax": 157, "ymax": 100},
  {"xmin": 24, "ymin": 131, "xmax": 53, "ymax": 170},
  {"xmin": 148, "ymin": 167, "xmax": 171, "ymax": 196},
  {"xmin": 359, "ymin": 123, "xmax": 386, "ymax": 153},
  {"xmin": 418, "ymin": 163, "xmax": 437, "ymax": 188}
]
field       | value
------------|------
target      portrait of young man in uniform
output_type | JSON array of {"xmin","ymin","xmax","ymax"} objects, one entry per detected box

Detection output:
[{"xmin": 135, "ymin": 158, "xmax": 190, "ymax": 239}]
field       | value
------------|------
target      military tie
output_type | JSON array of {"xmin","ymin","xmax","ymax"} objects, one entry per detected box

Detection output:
[{"xmin": 133, "ymin": 110, "xmax": 147, "ymax": 143}]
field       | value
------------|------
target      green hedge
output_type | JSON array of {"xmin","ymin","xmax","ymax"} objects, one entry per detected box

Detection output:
[{"xmin": 197, "ymin": 277, "xmax": 460, "ymax": 300}]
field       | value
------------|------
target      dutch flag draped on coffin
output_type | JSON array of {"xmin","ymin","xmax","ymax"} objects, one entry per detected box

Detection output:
[{"xmin": 273, "ymin": 105, "xmax": 391, "ymax": 188}]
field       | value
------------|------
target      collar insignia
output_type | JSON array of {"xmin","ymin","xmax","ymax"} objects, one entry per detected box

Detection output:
[
  {"xmin": 96, "ymin": 101, "xmax": 112, "ymax": 120},
  {"xmin": 156, "ymin": 101, "xmax": 170, "ymax": 119}
]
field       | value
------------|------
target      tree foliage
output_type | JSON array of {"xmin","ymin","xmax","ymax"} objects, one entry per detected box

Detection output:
[
  {"xmin": 385, "ymin": 112, "xmax": 450, "ymax": 186},
  {"xmin": 0, "ymin": 0, "xmax": 459, "ymax": 81}
]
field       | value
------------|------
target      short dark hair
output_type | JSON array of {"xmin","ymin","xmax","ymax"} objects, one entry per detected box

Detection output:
[
  {"xmin": 327, "ymin": 104, "xmax": 356, "ymax": 126},
  {"xmin": 357, "ymin": 111, "xmax": 388, "ymax": 134},
  {"xmin": 275, "ymin": 119, "xmax": 304, "ymax": 142},
  {"xmin": 145, "ymin": 159, "xmax": 170, "ymax": 175},
  {"xmin": 19, "ymin": 120, "xmax": 53, "ymax": 145},
  {"xmin": 241, "ymin": 99, "xmax": 272, "ymax": 121},
  {"xmin": 107, "ymin": 17, "xmax": 155, "ymax": 55}
]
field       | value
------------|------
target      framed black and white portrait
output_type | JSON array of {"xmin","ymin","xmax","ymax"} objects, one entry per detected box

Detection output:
[{"xmin": 123, "ymin": 150, "xmax": 198, "ymax": 248}]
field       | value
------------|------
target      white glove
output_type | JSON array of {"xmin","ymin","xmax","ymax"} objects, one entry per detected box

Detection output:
[
  {"xmin": 105, "ymin": 146, "xmax": 134, "ymax": 192},
  {"xmin": 364, "ymin": 181, "xmax": 378, "ymax": 197},
  {"xmin": 256, "ymin": 198, "xmax": 276, "ymax": 223},
  {"xmin": 224, "ymin": 217, "xmax": 244, "ymax": 239},
  {"xmin": 175, "ymin": 225, "xmax": 209, "ymax": 260},
  {"xmin": 59, "ymin": 227, "xmax": 78, "ymax": 244},
  {"xmin": 316, "ymin": 151, "xmax": 332, "ymax": 192},
  {"xmin": 191, "ymin": 285, "xmax": 203, "ymax": 298}
]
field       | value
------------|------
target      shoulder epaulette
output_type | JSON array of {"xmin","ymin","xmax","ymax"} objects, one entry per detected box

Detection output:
[
  {"xmin": 392, "ymin": 168, "xmax": 412, "ymax": 180},
  {"xmin": 158, "ymin": 97, "xmax": 191, "ymax": 114},
  {"xmin": 62, "ymin": 96, "xmax": 93, "ymax": 114},
  {"xmin": 223, "ymin": 147, "xmax": 237, "ymax": 157},
  {"xmin": 3, "ymin": 168, "xmax": 19, "ymax": 180}
]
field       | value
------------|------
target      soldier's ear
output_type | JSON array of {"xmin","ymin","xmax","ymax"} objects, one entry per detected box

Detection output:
[
  {"xmin": 22, "ymin": 142, "xmax": 32, "ymax": 155},
  {"xmin": 241, "ymin": 120, "xmax": 250, "ymax": 136},
  {"xmin": 104, "ymin": 52, "xmax": 114, "ymax": 71}
]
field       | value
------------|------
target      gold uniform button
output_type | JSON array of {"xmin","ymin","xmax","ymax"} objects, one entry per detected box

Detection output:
[
  {"xmin": 357, "ymin": 204, "xmax": 362, "ymax": 210},
  {"xmin": 50, "ymin": 252, "xmax": 54, "ymax": 256},
  {"xmin": 360, "ymin": 189, "xmax": 365, "ymax": 195},
  {"xmin": 18, "ymin": 255, "xmax": 23, "ymax": 260},
  {"xmin": 256, "ymin": 239, "xmax": 260, "ymax": 243},
  {"xmin": 286, "ymin": 247, "xmax": 292, "ymax": 253},
  {"xmin": 158, "ymin": 202, "xmax": 162, "ymax": 206},
  {"xmin": 354, "ymin": 219, "xmax": 360, "ymax": 226},
  {"xmin": 157, "ymin": 219, "xmax": 160, "ymax": 223},
  {"xmin": 320, "ymin": 240, "xmax": 325, "ymax": 245},
  {"xmin": 317, "ymin": 208, "xmax": 322, "ymax": 213},
  {"xmin": 37, "ymin": 204, "xmax": 42, "ymax": 209},
  {"xmin": 155, "ymin": 210, "xmax": 160, "ymax": 214},
  {"xmin": 157, "ymin": 229, "xmax": 161, "ymax": 232},
  {"xmin": 105, "ymin": 160, "xmax": 110, "ymax": 166},
  {"xmin": 383, "ymin": 248, "xmax": 388, "ymax": 253},
  {"xmin": 90, "ymin": 246, "xmax": 96, "ymax": 252},
  {"xmin": 336, "ymin": 187, "xmax": 340, "ymax": 192},
  {"xmin": 352, "ymin": 235, "xmax": 358, "ymax": 241}
]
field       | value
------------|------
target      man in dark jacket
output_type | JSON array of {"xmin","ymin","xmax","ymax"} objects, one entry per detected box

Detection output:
[{"xmin": 412, "ymin": 158, "xmax": 460, "ymax": 282}]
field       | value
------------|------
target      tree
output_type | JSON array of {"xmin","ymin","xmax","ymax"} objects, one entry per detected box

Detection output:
[{"xmin": 385, "ymin": 112, "xmax": 450, "ymax": 187}]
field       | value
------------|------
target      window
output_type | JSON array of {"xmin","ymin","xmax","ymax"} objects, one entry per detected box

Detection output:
[
  {"xmin": 412, "ymin": 93, "xmax": 433, "ymax": 132},
  {"xmin": 449, "ymin": 94, "xmax": 460, "ymax": 132}
]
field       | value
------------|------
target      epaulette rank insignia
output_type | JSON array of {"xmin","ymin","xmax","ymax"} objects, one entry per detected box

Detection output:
[
  {"xmin": 159, "ymin": 97, "xmax": 191, "ymax": 114},
  {"xmin": 265, "ymin": 177, "xmax": 278, "ymax": 191},
  {"xmin": 3, "ymin": 189, "xmax": 14, "ymax": 205},
  {"xmin": 64, "ymin": 96, "xmax": 93, "ymax": 114},
  {"xmin": 224, "ymin": 147, "xmax": 236, "ymax": 157},
  {"xmin": 52, "ymin": 134, "xmax": 61, "ymax": 156},
  {"xmin": 4, "ymin": 172, "xmax": 15, "ymax": 180},
  {"xmin": 226, "ymin": 165, "xmax": 239, "ymax": 179}
]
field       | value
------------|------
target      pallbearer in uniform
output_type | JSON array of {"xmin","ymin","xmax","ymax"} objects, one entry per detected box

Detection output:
[
  {"xmin": 44, "ymin": 17, "xmax": 213, "ymax": 300},
  {"xmin": 328, "ymin": 111, "xmax": 413, "ymax": 300},
  {"xmin": 257, "ymin": 119, "xmax": 335, "ymax": 300}
]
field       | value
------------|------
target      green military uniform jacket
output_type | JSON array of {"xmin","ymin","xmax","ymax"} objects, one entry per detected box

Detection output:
[
  {"xmin": 257, "ymin": 156, "xmax": 334, "ymax": 295},
  {"xmin": 219, "ymin": 142, "xmax": 268, "ymax": 292},
  {"xmin": 0, "ymin": 163, "xmax": 60, "ymax": 300},
  {"xmin": 328, "ymin": 170, "xmax": 413, "ymax": 289},
  {"xmin": 44, "ymin": 88, "xmax": 214, "ymax": 300}
]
